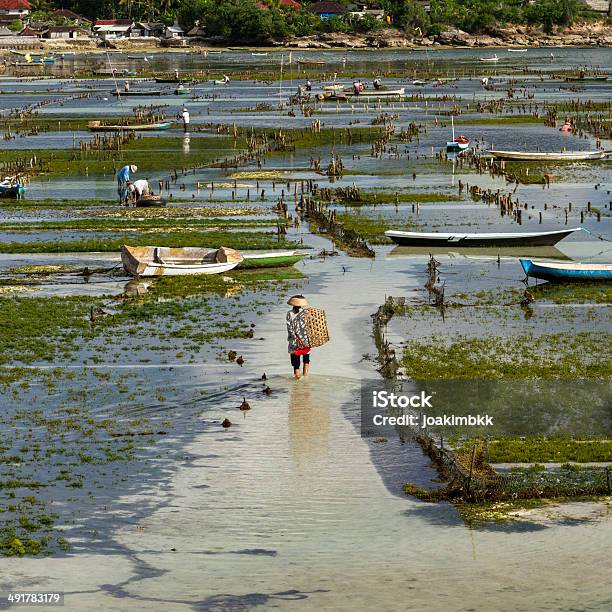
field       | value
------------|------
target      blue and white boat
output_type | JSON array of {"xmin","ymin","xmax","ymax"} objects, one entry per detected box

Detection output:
[
  {"xmin": 520, "ymin": 259, "xmax": 612, "ymax": 282},
  {"xmin": 0, "ymin": 179, "xmax": 26, "ymax": 199}
]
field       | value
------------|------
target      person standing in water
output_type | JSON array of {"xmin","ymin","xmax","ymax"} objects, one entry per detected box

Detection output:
[
  {"xmin": 178, "ymin": 107, "xmax": 190, "ymax": 132},
  {"xmin": 286, "ymin": 295, "xmax": 310, "ymax": 379},
  {"xmin": 116, "ymin": 164, "xmax": 137, "ymax": 205}
]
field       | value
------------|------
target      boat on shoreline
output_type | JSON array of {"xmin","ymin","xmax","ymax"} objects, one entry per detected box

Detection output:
[
  {"xmin": 489, "ymin": 149, "xmax": 610, "ymax": 161},
  {"xmin": 507, "ymin": 48, "xmax": 528, "ymax": 53},
  {"xmin": 385, "ymin": 228, "xmax": 581, "ymax": 247},
  {"xmin": 520, "ymin": 259, "xmax": 612, "ymax": 282},
  {"xmin": 88, "ymin": 121, "xmax": 173, "ymax": 132},
  {"xmin": 238, "ymin": 250, "xmax": 308, "ymax": 269},
  {"xmin": 121, "ymin": 245, "xmax": 243, "ymax": 277}
]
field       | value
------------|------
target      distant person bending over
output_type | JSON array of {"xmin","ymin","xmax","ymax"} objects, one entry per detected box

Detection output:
[
  {"xmin": 305, "ymin": 79, "xmax": 312, "ymax": 92},
  {"xmin": 127, "ymin": 178, "xmax": 150, "ymax": 203},
  {"xmin": 116, "ymin": 164, "xmax": 137, "ymax": 205},
  {"xmin": 286, "ymin": 295, "xmax": 311, "ymax": 379},
  {"xmin": 373, "ymin": 78, "xmax": 381, "ymax": 90}
]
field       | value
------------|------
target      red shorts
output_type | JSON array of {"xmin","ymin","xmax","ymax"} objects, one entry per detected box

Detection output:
[{"xmin": 292, "ymin": 348, "xmax": 311, "ymax": 356}]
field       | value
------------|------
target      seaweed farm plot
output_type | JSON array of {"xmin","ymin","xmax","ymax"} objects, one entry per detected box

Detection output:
[{"xmin": 0, "ymin": 268, "xmax": 306, "ymax": 555}]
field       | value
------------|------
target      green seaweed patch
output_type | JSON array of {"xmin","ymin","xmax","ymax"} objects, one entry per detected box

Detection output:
[
  {"xmin": 0, "ymin": 231, "xmax": 295, "ymax": 254},
  {"xmin": 401, "ymin": 333, "xmax": 612, "ymax": 379},
  {"xmin": 0, "ymin": 218, "xmax": 275, "ymax": 232},
  {"xmin": 529, "ymin": 283, "xmax": 612, "ymax": 305},
  {"xmin": 454, "ymin": 437, "xmax": 612, "ymax": 463},
  {"xmin": 336, "ymin": 212, "xmax": 421, "ymax": 244},
  {"xmin": 338, "ymin": 191, "xmax": 461, "ymax": 206}
]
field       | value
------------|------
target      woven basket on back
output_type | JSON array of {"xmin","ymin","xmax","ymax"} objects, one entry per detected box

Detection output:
[{"xmin": 303, "ymin": 307, "xmax": 330, "ymax": 348}]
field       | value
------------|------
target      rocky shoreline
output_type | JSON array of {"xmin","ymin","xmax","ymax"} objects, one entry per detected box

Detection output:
[
  {"xmin": 1, "ymin": 22, "xmax": 611, "ymax": 55},
  {"xmin": 281, "ymin": 22, "xmax": 612, "ymax": 49}
]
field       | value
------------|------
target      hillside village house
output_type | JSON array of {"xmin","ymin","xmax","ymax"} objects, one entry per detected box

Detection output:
[
  {"xmin": 92, "ymin": 19, "xmax": 134, "ymax": 39},
  {"xmin": 42, "ymin": 25, "xmax": 87, "ymax": 39},
  {"xmin": 164, "ymin": 23, "xmax": 184, "ymax": 39},
  {"xmin": 133, "ymin": 22, "xmax": 165, "ymax": 37},
  {"xmin": 0, "ymin": 0, "xmax": 30, "ymax": 19}
]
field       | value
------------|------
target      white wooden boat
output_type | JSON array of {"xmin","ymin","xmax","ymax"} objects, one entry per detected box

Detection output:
[
  {"xmin": 507, "ymin": 48, "xmax": 527, "ymax": 53},
  {"xmin": 385, "ymin": 228, "xmax": 581, "ymax": 247},
  {"xmin": 489, "ymin": 149, "xmax": 610, "ymax": 161},
  {"xmin": 354, "ymin": 87, "xmax": 405, "ymax": 97},
  {"xmin": 479, "ymin": 55, "xmax": 499, "ymax": 62},
  {"xmin": 88, "ymin": 121, "xmax": 173, "ymax": 132},
  {"xmin": 121, "ymin": 245, "xmax": 243, "ymax": 277}
]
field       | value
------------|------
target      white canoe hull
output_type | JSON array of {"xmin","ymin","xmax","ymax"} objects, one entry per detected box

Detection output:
[
  {"xmin": 385, "ymin": 228, "xmax": 581, "ymax": 247},
  {"xmin": 355, "ymin": 87, "xmax": 405, "ymax": 97},
  {"xmin": 489, "ymin": 149, "xmax": 609, "ymax": 161}
]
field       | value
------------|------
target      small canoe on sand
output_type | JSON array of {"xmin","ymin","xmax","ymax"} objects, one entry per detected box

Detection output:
[
  {"xmin": 238, "ymin": 250, "xmax": 308, "ymax": 269},
  {"xmin": 520, "ymin": 259, "xmax": 612, "ymax": 282},
  {"xmin": 121, "ymin": 245, "xmax": 243, "ymax": 277}
]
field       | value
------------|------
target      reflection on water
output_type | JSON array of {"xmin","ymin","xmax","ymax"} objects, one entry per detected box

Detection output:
[{"xmin": 288, "ymin": 380, "xmax": 330, "ymax": 473}]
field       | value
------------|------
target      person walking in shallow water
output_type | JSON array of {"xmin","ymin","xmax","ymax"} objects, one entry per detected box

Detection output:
[{"xmin": 286, "ymin": 295, "xmax": 310, "ymax": 379}]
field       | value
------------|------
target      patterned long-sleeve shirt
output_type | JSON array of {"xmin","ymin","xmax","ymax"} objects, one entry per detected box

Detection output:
[{"xmin": 286, "ymin": 309, "xmax": 309, "ymax": 353}]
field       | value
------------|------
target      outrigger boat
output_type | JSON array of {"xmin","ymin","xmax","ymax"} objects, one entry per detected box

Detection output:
[
  {"xmin": 238, "ymin": 250, "xmax": 308, "ymax": 269},
  {"xmin": 385, "ymin": 228, "xmax": 581, "ymax": 247},
  {"xmin": 88, "ymin": 121, "xmax": 173, "ymax": 132},
  {"xmin": 446, "ymin": 116, "xmax": 470, "ymax": 153},
  {"xmin": 155, "ymin": 77, "xmax": 196, "ymax": 83},
  {"xmin": 121, "ymin": 245, "xmax": 243, "ymax": 277},
  {"xmin": 489, "ymin": 149, "xmax": 610, "ymax": 161},
  {"xmin": 111, "ymin": 90, "xmax": 162, "ymax": 97},
  {"xmin": 520, "ymin": 259, "xmax": 612, "ymax": 282},
  {"xmin": 352, "ymin": 87, "xmax": 405, "ymax": 97},
  {"xmin": 297, "ymin": 60, "xmax": 325, "ymax": 67}
]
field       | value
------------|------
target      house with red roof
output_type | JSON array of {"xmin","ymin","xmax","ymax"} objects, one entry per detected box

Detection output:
[{"xmin": 0, "ymin": 0, "xmax": 31, "ymax": 19}]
